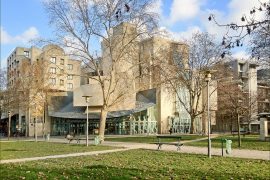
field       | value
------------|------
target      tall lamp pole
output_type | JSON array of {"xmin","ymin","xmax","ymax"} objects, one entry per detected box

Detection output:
[
  {"xmin": 82, "ymin": 95, "xmax": 92, "ymax": 146},
  {"xmin": 205, "ymin": 71, "xmax": 212, "ymax": 158},
  {"xmin": 8, "ymin": 111, "xmax": 11, "ymax": 140}
]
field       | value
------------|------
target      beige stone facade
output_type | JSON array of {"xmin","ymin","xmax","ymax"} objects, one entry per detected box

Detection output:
[{"xmin": 5, "ymin": 45, "xmax": 81, "ymax": 137}]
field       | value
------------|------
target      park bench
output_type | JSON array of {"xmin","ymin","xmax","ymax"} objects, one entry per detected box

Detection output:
[
  {"xmin": 153, "ymin": 135, "xmax": 183, "ymax": 151},
  {"xmin": 265, "ymin": 136, "xmax": 270, "ymax": 142},
  {"xmin": 66, "ymin": 134, "xmax": 94, "ymax": 144},
  {"xmin": 231, "ymin": 130, "xmax": 248, "ymax": 137},
  {"xmin": 66, "ymin": 134, "xmax": 75, "ymax": 143}
]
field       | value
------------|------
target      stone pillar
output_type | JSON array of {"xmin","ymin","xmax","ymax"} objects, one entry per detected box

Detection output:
[{"xmin": 260, "ymin": 118, "xmax": 268, "ymax": 141}]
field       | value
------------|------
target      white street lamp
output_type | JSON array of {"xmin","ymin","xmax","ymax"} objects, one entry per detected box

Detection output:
[
  {"xmin": 82, "ymin": 95, "xmax": 92, "ymax": 146},
  {"xmin": 205, "ymin": 70, "xmax": 212, "ymax": 158},
  {"xmin": 8, "ymin": 111, "xmax": 11, "ymax": 140}
]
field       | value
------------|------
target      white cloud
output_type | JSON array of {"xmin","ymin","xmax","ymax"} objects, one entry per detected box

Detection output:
[
  {"xmin": 169, "ymin": 26, "xmax": 202, "ymax": 41},
  {"xmin": 232, "ymin": 51, "xmax": 250, "ymax": 59},
  {"xmin": 169, "ymin": 0, "xmax": 203, "ymax": 23},
  {"xmin": 1, "ymin": 26, "xmax": 39, "ymax": 45},
  {"xmin": 147, "ymin": 0, "xmax": 163, "ymax": 15},
  {"xmin": 1, "ymin": 58, "xmax": 7, "ymax": 69},
  {"xmin": 227, "ymin": 0, "xmax": 268, "ymax": 24},
  {"xmin": 156, "ymin": 26, "xmax": 202, "ymax": 42},
  {"xmin": 203, "ymin": 0, "xmax": 269, "ymax": 31},
  {"xmin": 200, "ymin": 9, "xmax": 227, "ymax": 39}
]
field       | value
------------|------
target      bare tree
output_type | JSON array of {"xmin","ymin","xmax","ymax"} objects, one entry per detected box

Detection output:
[
  {"xmin": 216, "ymin": 62, "xmax": 259, "ymax": 148},
  {"xmin": 0, "ymin": 67, "xmax": 7, "ymax": 120},
  {"xmin": 217, "ymin": 77, "xmax": 249, "ymax": 148},
  {"xmin": 3, "ymin": 57, "xmax": 52, "ymax": 140},
  {"xmin": 208, "ymin": 0, "xmax": 270, "ymax": 64},
  {"xmin": 153, "ymin": 32, "xmax": 222, "ymax": 134},
  {"xmin": 43, "ymin": 0, "xmax": 159, "ymax": 142}
]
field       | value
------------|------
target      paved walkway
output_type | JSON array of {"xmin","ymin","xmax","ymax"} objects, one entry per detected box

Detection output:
[
  {"xmin": 102, "ymin": 141, "xmax": 270, "ymax": 160},
  {"xmin": 1, "ymin": 136, "xmax": 269, "ymax": 164}
]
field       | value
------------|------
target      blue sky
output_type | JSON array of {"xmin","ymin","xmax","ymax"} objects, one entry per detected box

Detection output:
[{"xmin": 1, "ymin": 0, "xmax": 267, "ymax": 68}]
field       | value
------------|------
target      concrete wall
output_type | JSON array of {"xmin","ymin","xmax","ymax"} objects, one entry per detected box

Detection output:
[
  {"xmin": 67, "ymin": 59, "xmax": 81, "ymax": 91},
  {"xmin": 156, "ymin": 86, "xmax": 175, "ymax": 134}
]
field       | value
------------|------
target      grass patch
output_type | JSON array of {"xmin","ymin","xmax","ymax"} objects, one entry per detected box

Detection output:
[
  {"xmin": 105, "ymin": 135, "xmax": 205, "ymax": 143},
  {"xmin": 186, "ymin": 135, "xmax": 270, "ymax": 151},
  {"xmin": 0, "ymin": 141, "xmax": 118, "ymax": 160},
  {"xmin": 1, "ymin": 149, "xmax": 269, "ymax": 179}
]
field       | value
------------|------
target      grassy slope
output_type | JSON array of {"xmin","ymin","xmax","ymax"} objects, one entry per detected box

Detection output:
[
  {"xmin": 0, "ymin": 141, "xmax": 118, "ymax": 160},
  {"xmin": 1, "ymin": 149, "xmax": 269, "ymax": 179},
  {"xmin": 185, "ymin": 135, "xmax": 270, "ymax": 151}
]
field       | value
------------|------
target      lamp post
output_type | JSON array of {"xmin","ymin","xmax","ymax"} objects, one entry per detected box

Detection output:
[
  {"xmin": 205, "ymin": 71, "xmax": 212, "ymax": 158},
  {"xmin": 82, "ymin": 95, "xmax": 92, "ymax": 146},
  {"xmin": 8, "ymin": 111, "xmax": 11, "ymax": 140}
]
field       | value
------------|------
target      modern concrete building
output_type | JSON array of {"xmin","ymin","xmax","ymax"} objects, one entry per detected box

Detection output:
[
  {"xmin": 1, "ymin": 23, "xmax": 217, "ymax": 137},
  {"xmin": 55, "ymin": 23, "xmax": 216, "ymax": 136}
]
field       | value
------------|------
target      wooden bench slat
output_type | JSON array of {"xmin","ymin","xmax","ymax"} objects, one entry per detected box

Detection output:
[{"xmin": 152, "ymin": 142, "xmax": 183, "ymax": 146}]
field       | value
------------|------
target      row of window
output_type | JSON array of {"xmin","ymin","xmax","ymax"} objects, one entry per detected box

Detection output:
[
  {"xmin": 50, "ymin": 57, "xmax": 73, "ymax": 70},
  {"xmin": 7, "ymin": 50, "xmax": 29, "ymax": 64},
  {"xmin": 49, "ymin": 78, "xmax": 73, "ymax": 89}
]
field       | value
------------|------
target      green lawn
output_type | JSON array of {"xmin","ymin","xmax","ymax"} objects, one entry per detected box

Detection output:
[
  {"xmin": 0, "ymin": 141, "xmax": 118, "ymax": 160},
  {"xmin": 186, "ymin": 135, "xmax": 270, "ymax": 151},
  {"xmin": 105, "ymin": 135, "xmax": 205, "ymax": 143},
  {"xmin": 1, "ymin": 149, "xmax": 269, "ymax": 179}
]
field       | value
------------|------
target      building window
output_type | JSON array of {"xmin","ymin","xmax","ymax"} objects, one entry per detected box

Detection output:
[
  {"xmin": 67, "ymin": 75, "xmax": 73, "ymax": 80},
  {"xmin": 24, "ymin": 51, "xmax": 29, "ymax": 57},
  {"xmin": 49, "ymin": 67, "xmax": 56, "ymax": 74},
  {"xmin": 49, "ymin": 78, "xmax": 56, "ymax": 85},
  {"xmin": 67, "ymin": 83, "xmax": 73, "ymax": 89},
  {"xmin": 50, "ymin": 57, "xmax": 56, "ymax": 64},
  {"xmin": 60, "ymin": 79, "xmax": 64, "ymax": 86},
  {"xmin": 239, "ymin": 64, "xmax": 243, "ymax": 72},
  {"xmin": 67, "ymin": 64, "xmax": 73, "ymax": 70},
  {"xmin": 60, "ymin": 59, "xmax": 64, "ymax": 65}
]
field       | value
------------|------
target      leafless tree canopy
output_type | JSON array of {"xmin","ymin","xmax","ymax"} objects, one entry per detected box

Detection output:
[
  {"xmin": 154, "ymin": 32, "xmax": 223, "ymax": 134},
  {"xmin": 43, "ymin": 0, "xmax": 159, "ymax": 141}
]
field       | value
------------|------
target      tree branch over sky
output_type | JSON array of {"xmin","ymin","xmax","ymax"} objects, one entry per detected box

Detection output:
[{"xmin": 208, "ymin": 0, "xmax": 270, "ymax": 66}]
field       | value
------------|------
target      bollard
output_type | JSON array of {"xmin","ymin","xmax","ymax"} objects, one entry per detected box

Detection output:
[
  {"xmin": 94, "ymin": 136, "xmax": 100, "ymax": 145},
  {"xmin": 46, "ymin": 133, "xmax": 50, "ymax": 141},
  {"xmin": 226, "ymin": 140, "xmax": 232, "ymax": 154}
]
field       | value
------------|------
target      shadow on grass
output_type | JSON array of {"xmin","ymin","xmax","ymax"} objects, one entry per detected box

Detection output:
[
  {"xmin": 1, "ymin": 162, "xmax": 263, "ymax": 180},
  {"xmin": 1, "ymin": 164, "xmax": 151, "ymax": 179},
  {"xmin": 2, "ymin": 149, "xmax": 26, "ymax": 152}
]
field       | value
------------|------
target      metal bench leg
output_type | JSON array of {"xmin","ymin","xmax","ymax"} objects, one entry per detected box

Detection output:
[
  {"xmin": 158, "ymin": 144, "xmax": 162, "ymax": 150},
  {"xmin": 177, "ymin": 145, "xmax": 180, "ymax": 151}
]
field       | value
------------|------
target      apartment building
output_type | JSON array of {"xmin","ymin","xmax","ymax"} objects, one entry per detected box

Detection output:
[
  {"xmin": 257, "ymin": 69, "xmax": 270, "ymax": 113},
  {"xmin": 215, "ymin": 59, "xmax": 259, "ymax": 132},
  {"xmin": 3, "ymin": 45, "xmax": 81, "ymax": 137},
  {"xmin": 258, "ymin": 83, "xmax": 270, "ymax": 113}
]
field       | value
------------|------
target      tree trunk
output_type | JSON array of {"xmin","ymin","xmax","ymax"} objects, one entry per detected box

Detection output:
[
  {"xmin": 237, "ymin": 112, "xmax": 241, "ymax": 148},
  {"xmin": 43, "ymin": 102, "xmax": 46, "ymax": 140},
  {"xmin": 190, "ymin": 117, "xmax": 195, "ymax": 134},
  {"xmin": 35, "ymin": 118, "xmax": 37, "ymax": 142},
  {"xmin": 98, "ymin": 108, "xmax": 108, "ymax": 143}
]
